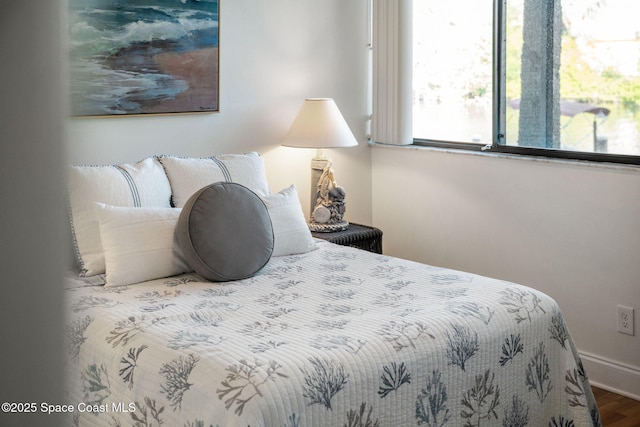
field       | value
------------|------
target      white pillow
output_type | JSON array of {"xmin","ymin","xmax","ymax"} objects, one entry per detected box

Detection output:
[
  {"xmin": 262, "ymin": 185, "xmax": 317, "ymax": 256},
  {"xmin": 96, "ymin": 204, "xmax": 190, "ymax": 287},
  {"xmin": 68, "ymin": 157, "xmax": 172, "ymax": 276},
  {"xmin": 159, "ymin": 152, "xmax": 271, "ymax": 207}
]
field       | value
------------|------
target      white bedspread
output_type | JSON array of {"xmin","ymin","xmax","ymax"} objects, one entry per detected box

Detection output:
[{"xmin": 66, "ymin": 241, "xmax": 600, "ymax": 426}]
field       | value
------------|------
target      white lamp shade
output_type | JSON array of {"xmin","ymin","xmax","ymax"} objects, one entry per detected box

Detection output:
[{"xmin": 282, "ymin": 98, "xmax": 358, "ymax": 149}]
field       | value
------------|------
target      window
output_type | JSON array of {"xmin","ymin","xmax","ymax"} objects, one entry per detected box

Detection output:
[
  {"xmin": 377, "ymin": 0, "xmax": 640, "ymax": 164},
  {"xmin": 413, "ymin": 0, "xmax": 493, "ymax": 145}
]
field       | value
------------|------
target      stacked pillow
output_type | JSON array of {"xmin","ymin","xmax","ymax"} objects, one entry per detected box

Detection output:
[
  {"xmin": 159, "ymin": 153, "xmax": 270, "ymax": 207},
  {"xmin": 67, "ymin": 157, "xmax": 172, "ymax": 276},
  {"xmin": 67, "ymin": 152, "xmax": 317, "ymax": 287},
  {"xmin": 262, "ymin": 185, "xmax": 317, "ymax": 256}
]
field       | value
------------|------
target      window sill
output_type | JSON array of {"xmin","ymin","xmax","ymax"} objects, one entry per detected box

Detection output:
[{"xmin": 368, "ymin": 141, "xmax": 640, "ymax": 173}]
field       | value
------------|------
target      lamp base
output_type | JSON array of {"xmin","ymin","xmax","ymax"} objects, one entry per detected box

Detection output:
[
  {"xmin": 308, "ymin": 220, "xmax": 349, "ymax": 232},
  {"xmin": 310, "ymin": 156, "xmax": 329, "ymax": 215},
  {"xmin": 308, "ymin": 151, "xmax": 349, "ymax": 232}
]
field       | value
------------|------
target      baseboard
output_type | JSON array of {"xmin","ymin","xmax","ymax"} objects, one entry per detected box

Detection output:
[{"xmin": 580, "ymin": 351, "xmax": 640, "ymax": 401}]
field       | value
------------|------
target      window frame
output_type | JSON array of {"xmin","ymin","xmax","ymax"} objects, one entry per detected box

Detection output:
[{"xmin": 410, "ymin": 0, "xmax": 640, "ymax": 166}]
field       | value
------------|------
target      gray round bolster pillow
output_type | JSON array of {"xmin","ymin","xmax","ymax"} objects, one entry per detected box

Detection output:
[{"xmin": 177, "ymin": 182, "xmax": 274, "ymax": 281}]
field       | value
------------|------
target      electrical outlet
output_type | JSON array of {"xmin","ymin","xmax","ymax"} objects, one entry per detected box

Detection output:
[{"xmin": 617, "ymin": 305, "xmax": 635, "ymax": 336}]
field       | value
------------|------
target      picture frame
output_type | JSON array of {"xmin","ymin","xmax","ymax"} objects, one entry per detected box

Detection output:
[{"xmin": 68, "ymin": 0, "xmax": 219, "ymax": 116}]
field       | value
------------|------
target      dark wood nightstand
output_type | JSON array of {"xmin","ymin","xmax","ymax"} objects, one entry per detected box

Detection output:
[{"xmin": 311, "ymin": 223, "xmax": 383, "ymax": 254}]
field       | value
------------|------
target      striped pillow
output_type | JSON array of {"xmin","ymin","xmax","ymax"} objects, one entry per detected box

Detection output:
[
  {"xmin": 158, "ymin": 152, "xmax": 270, "ymax": 207},
  {"xmin": 68, "ymin": 157, "xmax": 172, "ymax": 276}
]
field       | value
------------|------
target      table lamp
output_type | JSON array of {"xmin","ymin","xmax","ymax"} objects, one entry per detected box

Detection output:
[{"xmin": 282, "ymin": 98, "xmax": 358, "ymax": 232}]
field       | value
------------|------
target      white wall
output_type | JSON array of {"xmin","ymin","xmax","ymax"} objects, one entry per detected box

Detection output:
[
  {"xmin": 66, "ymin": 0, "xmax": 372, "ymax": 225},
  {"xmin": 372, "ymin": 144, "xmax": 640, "ymax": 398}
]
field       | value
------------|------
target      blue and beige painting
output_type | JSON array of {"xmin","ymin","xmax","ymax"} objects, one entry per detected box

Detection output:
[{"xmin": 69, "ymin": 0, "xmax": 219, "ymax": 116}]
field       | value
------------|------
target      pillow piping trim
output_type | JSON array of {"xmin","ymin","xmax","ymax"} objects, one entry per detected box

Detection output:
[{"xmin": 66, "ymin": 190, "xmax": 88, "ymax": 276}]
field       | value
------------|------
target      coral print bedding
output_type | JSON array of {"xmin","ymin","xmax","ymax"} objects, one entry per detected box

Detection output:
[
  {"xmin": 65, "ymin": 152, "xmax": 599, "ymax": 426},
  {"xmin": 66, "ymin": 241, "xmax": 600, "ymax": 426}
]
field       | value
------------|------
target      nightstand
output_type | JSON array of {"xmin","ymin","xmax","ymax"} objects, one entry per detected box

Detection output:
[{"xmin": 311, "ymin": 223, "xmax": 383, "ymax": 254}]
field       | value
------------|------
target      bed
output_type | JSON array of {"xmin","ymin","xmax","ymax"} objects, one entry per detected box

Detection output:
[{"xmin": 65, "ymin": 153, "xmax": 601, "ymax": 426}]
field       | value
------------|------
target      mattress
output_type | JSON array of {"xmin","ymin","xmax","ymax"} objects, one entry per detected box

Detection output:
[{"xmin": 65, "ymin": 240, "xmax": 600, "ymax": 426}]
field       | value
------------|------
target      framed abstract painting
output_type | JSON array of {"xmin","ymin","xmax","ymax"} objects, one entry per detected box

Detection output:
[{"xmin": 69, "ymin": 0, "xmax": 219, "ymax": 116}]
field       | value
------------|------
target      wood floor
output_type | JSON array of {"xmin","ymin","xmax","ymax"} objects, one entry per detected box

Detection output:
[{"xmin": 593, "ymin": 387, "xmax": 640, "ymax": 427}]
